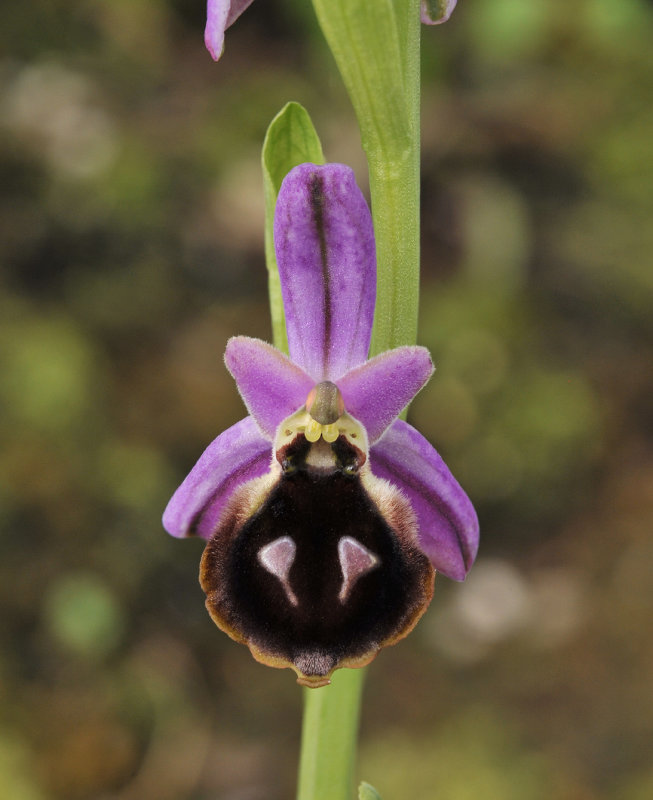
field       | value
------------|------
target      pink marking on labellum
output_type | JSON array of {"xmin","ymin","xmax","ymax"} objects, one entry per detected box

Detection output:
[
  {"xmin": 257, "ymin": 536, "xmax": 298, "ymax": 606},
  {"xmin": 337, "ymin": 536, "xmax": 380, "ymax": 603}
]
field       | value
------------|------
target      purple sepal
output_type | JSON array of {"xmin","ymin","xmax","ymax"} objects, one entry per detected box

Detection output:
[
  {"xmin": 163, "ymin": 416, "xmax": 270, "ymax": 539},
  {"xmin": 421, "ymin": 0, "xmax": 458, "ymax": 25},
  {"xmin": 338, "ymin": 346, "xmax": 434, "ymax": 444},
  {"xmin": 370, "ymin": 419, "xmax": 479, "ymax": 580},
  {"xmin": 205, "ymin": 0, "xmax": 256, "ymax": 61},
  {"xmin": 225, "ymin": 336, "xmax": 314, "ymax": 439},
  {"xmin": 274, "ymin": 163, "xmax": 376, "ymax": 383}
]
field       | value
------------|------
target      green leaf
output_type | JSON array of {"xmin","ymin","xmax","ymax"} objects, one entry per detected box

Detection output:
[
  {"xmin": 262, "ymin": 101, "xmax": 325, "ymax": 197},
  {"xmin": 359, "ymin": 781, "xmax": 383, "ymax": 800},
  {"xmin": 311, "ymin": 0, "xmax": 412, "ymax": 156},
  {"xmin": 310, "ymin": 1, "xmax": 422, "ymax": 354},
  {"xmin": 262, "ymin": 102, "xmax": 325, "ymax": 352}
]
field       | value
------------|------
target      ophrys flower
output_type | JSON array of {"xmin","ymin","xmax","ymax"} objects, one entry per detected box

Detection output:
[{"xmin": 163, "ymin": 163, "xmax": 478, "ymax": 686}]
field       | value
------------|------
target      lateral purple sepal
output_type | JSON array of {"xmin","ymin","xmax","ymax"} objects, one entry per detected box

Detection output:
[
  {"xmin": 338, "ymin": 346, "xmax": 434, "ymax": 444},
  {"xmin": 370, "ymin": 419, "xmax": 479, "ymax": 580},
  {"xmin": 162, "ymin": 416, "xmax": 270, "ymax": 539},
  {"xmin": 205, "ymin": 0, "xmax": 255, "ymax": 61},
  {"xmin": 421, "ymin": 0, "xmax": 458, "ymax": 25},
  {"xmin": 274, "ymin": 163, "xmax": 376, "ymax": 383},
  {"xmin": 225, "ymin": 336, "xmax": 314, "ymax": 439}
]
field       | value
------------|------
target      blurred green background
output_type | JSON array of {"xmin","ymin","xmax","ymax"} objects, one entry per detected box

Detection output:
[{"xmin": 1, "ymin": 1, "xmax": 652, "ymax": 798}]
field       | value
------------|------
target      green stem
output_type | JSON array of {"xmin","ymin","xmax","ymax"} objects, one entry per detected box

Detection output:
[
  {"xmin": 296, "ymin": 668, "xmax": 367, "ymax": 800},
  {"xmin": 367, "ymin": 141, "xmax": 420, "ymax": 355},
  {"xmin": 310, "ymin": 0, "xmax": 421, "ymax": 355},
  {"xmin": 369, "ymin": 0, "xmax": 421, "ymax": 355},
  {"xmin": 296, "ymin": 2, "xmax": 422, "ymax": 799}
]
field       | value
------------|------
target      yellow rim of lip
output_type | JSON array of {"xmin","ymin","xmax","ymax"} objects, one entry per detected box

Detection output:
[{"xmin": 200, "ymin": 433, "xmax": 435, "ymax": 689}]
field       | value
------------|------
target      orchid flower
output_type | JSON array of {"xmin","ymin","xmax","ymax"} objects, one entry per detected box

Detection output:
[
  {"xmin": 163, "ymin": 163, "xmax": 478, "ymax": 687},
  {"xmin": 205, "ymin": 0, "xmax": 459, "ymax": 62}
]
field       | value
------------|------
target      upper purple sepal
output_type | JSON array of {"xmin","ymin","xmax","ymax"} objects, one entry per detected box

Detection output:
[{"xmin": 274, "ymin": 163, "xmax": 376, "ymax": 383}]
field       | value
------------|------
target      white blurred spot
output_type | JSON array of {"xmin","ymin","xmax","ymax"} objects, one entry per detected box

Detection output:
[
  {"xmin": 527, "ymin": 568, "xmax": 588, "ymax": 648},
  {"xmin": 457, "ymin": 175, "xmax": 531, "ymax": 291},
  {"xmin": 210, "ymin": 158, "xmax": 265, "ymax": 248},
  {"xmin": 3, "ymin": 62, "xmax": 118, "ymax": 178},
  {"xmin": 427, "ymin": 559, "xmax": 587, "ymax": 664}
]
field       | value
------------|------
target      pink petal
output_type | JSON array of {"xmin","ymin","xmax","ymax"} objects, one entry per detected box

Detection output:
[
  {"xmin": 274, "ymin": 163, "xmax": 376, "ymax": 382},
  {"xmin": 338, "ymin": 346, "xmax": 433, "ymax": 443},
  {"xmin": 225, "ymin": 336, "xmax": 314, "ymax": 439},
  {"xmin": 205, "ymin": 0, "xmax": 256, "ymax": 61},
  {"xmin": 370, "ymin": 419, "xmax": 479, "ymax": 580},
  {"xmin": 163, "ymin": 416, "xmax": 271, "ymax": 539}
]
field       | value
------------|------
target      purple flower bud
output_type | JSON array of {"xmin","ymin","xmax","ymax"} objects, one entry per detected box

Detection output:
[{"xmin": 205, "ymin": 0, "xmax": 255, "ymax": 61}]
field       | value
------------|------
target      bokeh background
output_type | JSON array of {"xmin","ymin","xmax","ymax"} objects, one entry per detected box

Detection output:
[{"xmin": 2, "ymin": 1, "xmax": 653, "ymax": 798}]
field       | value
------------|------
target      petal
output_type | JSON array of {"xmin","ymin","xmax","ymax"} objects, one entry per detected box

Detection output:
[
  {"xmin": 421, "ymin": 0, "xmax": 458, "ymax": 25},
  {"xmin": 338, "ymin": 346, "xmax": 434, "ymax": 444},
  {"xmin": 225, "ymin": 336, "xmax": 315, "ymax": 439},
  {"xmin": 163, "ymin": 416, "xmax": 271, "ymax": 539},
  {"xmin": 274, "ymin": 163, "xmax": 376, "ymax": 382},
  {"xmin": 205, "ymin": 0, "xmax": 255, "ymax": 61},
  {"xmin": 370, "ymin": 419, "xmax": 479, "ymax": 580}
]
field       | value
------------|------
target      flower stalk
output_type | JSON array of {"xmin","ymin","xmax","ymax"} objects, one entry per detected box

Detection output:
[
  {"xmin": 297, "ymin": 668, "xmax": 366, "ymax": 800},
  {"xmin": 300, "ymin": 1, "xmax": 422, "ymax": 797}
]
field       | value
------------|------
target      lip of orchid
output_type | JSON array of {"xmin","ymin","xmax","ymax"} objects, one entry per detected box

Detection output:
[{"xmin": 163, "ymin": 162, "xmax": 479, "ymax": 684}]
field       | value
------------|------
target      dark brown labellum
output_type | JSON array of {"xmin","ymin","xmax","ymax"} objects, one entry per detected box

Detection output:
[{"xmin": 200, "ymin": 434, "xmax": 434, "ymax": 686}]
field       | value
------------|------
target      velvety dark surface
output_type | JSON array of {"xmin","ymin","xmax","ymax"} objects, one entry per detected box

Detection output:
[{"xmin": 202, "ymin": 435, "xmax": 432, "ymax": 679}]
